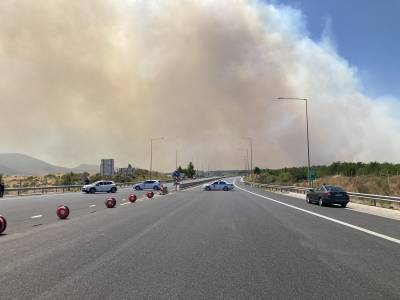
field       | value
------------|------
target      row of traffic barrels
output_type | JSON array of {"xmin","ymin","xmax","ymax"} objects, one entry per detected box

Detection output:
[{"xmin": 0, "ymin": 191, "xmax": 156, "ymax": 234}]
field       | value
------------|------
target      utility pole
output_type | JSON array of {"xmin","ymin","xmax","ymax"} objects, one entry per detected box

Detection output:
[
  {"xmin": 276, "ymin": 97, "xmax": 311, "ymax": 187},
  {"xmin": 242, "ymin": 137, "xmax": 253, "ymax": 174}
]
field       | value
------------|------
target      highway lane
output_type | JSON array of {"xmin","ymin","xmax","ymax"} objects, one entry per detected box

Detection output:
[
  {"xmin": 0, "ymin": 182, "xmax": 181, "ymax": 234},
  {"xmin": 0, "ymin": 178, "xmax": 399, "ymax": 299},
  {"xmin": 0, "ymin": 187, "xmax": 151, "ymax": 234}
]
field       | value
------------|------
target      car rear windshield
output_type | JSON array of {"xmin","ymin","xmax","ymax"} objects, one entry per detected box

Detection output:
[{"xmin": 325, "ymin": 186, "xmax": 344, "ymax": 192}]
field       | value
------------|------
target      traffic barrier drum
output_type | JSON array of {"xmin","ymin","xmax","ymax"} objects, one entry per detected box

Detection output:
[
  {"xmin": 129, "ymin": 194, "xmax": 137, "ymax": 203},
  {"xmin": 0, "ymin": 215, "xmax": 7, "ymax": 234},
  {"xmin": 105, "ymin": 197, "xmax": 117, "ymax": 208},
  {"xmin": 56, "ymin": 205, "xmax": 70, "ymax": 219},
  {"xmin": 147, "ymin": 191, "xmax": 154, "ymax": 199}
]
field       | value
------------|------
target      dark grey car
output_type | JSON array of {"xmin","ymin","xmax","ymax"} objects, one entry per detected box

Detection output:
[{"xmin": 306, "ymin": 185, "xmax": 349, "ymax": 207}]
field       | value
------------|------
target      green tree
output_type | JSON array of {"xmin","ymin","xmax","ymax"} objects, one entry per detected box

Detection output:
[
  {"xmin": 185, "ymin": 162, "xmax": 196, "ymax": 178},
  {"xmin": 254, "ymin": 166, "xmax": 261, "ymax": 175}
]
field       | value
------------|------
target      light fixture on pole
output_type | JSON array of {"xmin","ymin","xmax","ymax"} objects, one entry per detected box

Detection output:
[{"xmin": 275, "ymin": 97, "xmax": 311, "ymax": 187}]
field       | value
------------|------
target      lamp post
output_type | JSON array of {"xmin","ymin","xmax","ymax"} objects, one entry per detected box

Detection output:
[
  {"xmin": 276, "ymin": 97, "xmax": 311, "ymax": 187},
  {"xmin": 150, "ymin": 137, "xmax": 164, "ymax": 179},
  {"xmin": 175, "ymin": 150, "xmax": 179, "ymax": 170},
  {"xmin": 242, "ymin": 137, "xmax": 253, "ymax": 174},
  {"xmin": 237, "ymin": 148, "xmax": 249, "ymax": 174}
]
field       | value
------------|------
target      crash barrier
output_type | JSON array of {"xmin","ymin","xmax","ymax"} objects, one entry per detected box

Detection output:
[
  {"xmin": 129, "ymin": 194, "xmax": 137, "ymax": 203},
  {"xmin": 56, "ymin": 205, "xmax": 70, "ymax": 219},
  {"xmin": 0, "ymin": 215, "xmax": 7, "ymax": 234},
  {"xmin": 2, "ymin": 180, "xmax": 175, "ymax": 197},
  {"xmin": 244, "ymin": 181, "xmax": 400, "ymax": 210},
  {"xmin": 2, "ymin": 177, "xmax": 227, "ymax": 198},
  {"xmin": 178, "ymin": 177, "xmax": 225, "ymax": 190},
  {"xmin": 105, "ymin": 197, "xmax": 117, "ymax": 208},
  {"xmin": 146, "ymin": 191, "xmax": 154, "ymax": 199}
]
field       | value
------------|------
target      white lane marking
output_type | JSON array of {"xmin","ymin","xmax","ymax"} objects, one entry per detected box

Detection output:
[
  {"xmin": 234, "ymin": 180, "xmax": 400, "ymax": 246},
  {"xmin": 89, "ymin": 205, "xmax": 96, "ymax": 208},
  {"xmin": 31, "ymin": 215, "xmax": 43, "ymax": 219},
  {"xmin": 120, "ymin": 202, "xmax": 129, "ymax": 206}
]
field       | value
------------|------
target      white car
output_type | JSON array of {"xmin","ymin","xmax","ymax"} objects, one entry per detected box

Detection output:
[
  {"xmin": 82, "ymin": 180, "xmax": 117, "ymax": 194},
  {"xmin": 203, "ymin": 180, "xmax": 234, "ymax": 191},
  {"xmin": 134, "ymin": 180, "xmax": 163, "ymax": 190}
]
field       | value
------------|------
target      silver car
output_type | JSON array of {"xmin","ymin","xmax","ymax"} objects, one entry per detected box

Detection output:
[
  {"xmin": 203, "ymin": 180, "xmax": 234, "ymax": 191},
  {"xmin": 134, "ymin": 180, "xmax": 163, "ymax": 190},
  {"xmin": 82, "ymin": 180, "xmax": 117, "ymax": 194}
]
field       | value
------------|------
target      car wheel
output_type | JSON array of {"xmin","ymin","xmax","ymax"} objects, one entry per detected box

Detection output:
[
  {"xmin": 135, "ymin": 186, "xmax": 141, "ymax": 190},
  {"xmin": 306, "ymin": 196, "xmax": 311, "ymax": 204},
  {"xmin": 318, "ymin": 198, "xmax": 324, "ymax": 207},
  {"xmin": 89, "ymin": 188, "xmax": 96, "ymax": 194},
  {"xmin": 110, "ymin": 187, "xmax": 117, "ymax": 193},
  {"xmin": 153, "ymin": 186, "xmax": 160, "ymax": 191},
  {"xmin": 205, "ymin": 186, "xmax": 211, "ymax": 191},
  {"xmin": 341, "ymin": 203, "xmax": 347, "ymax": 208},
  {"xmin": 223, "ymin": 186, "xmax": 229, "ymax": 191}
]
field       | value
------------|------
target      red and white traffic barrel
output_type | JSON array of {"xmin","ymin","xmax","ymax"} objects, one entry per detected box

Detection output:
[
  {"xmin": 129, "ymin": 194, "xmax": 137, "ymax": 203},
  {"xmin": 56, "ymin": 205, "xmax": 70, "ymax": 220},
  {"xmin": 146, "ymin": 191, "xmax": 154, "ymax": 199},
  {"xmin": 105, "ymin": 197, "xmax": 117, "ymax": 208},
  {"xmin": 0, "ymin": 215, "xmax": 7, "ymax": 234}
]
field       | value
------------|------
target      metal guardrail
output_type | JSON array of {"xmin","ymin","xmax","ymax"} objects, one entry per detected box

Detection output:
[
  {"xmin": 3, "ymin": 181, "xmax": 141, "ymax": 197},
  {"xmin": 244, "ymin": 181, "xmax": 400, "ymax": 206},
  {"xmin": 2, "ymin": 177, "xmax": 222, "ymax": 197},
  {"xmin": 179, "ymin": 177, "xmax": 222, "ymax": 189}
]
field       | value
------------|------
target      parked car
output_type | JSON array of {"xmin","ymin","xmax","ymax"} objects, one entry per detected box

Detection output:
[
  {"xmin": 203, "ymin": 180, "xmax": 234, "ymax": 191},
  {"xmin": 306, "ymin": 185, "xmax": 349, "ymax": 207},
  {"xmin": 82, "ymin": 180, "xmax": 117, "ymax": 194},
  {"xmin": 134, "ymin": 180, "xmax": 163, "ymax": 190}
]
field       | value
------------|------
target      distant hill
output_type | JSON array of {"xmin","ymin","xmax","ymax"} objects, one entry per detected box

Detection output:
[
  {"xmin": 71, "ymin": 164, "xmax": 99, "ymax": 173},
  {"xmin": 0, "ymin": 164, "xmax": 19, "ymax": 175},
  {"xmin": 0, "ymin": 153, "xmax": 69, "ymax": 175}
]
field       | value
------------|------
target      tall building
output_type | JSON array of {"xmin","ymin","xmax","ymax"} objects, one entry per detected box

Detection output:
[{"xmin": 100, "ymin": 159, "xmax": 114, "ymax": 177}]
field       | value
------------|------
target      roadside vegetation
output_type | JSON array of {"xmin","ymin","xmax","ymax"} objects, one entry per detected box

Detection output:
[
  {"xmin": 0, "ymin": 169, "xmax": 171, "ymax": 189},
  {"xmin": 250, "ymin": 162, "xmax": 400, "ymax": 196}
]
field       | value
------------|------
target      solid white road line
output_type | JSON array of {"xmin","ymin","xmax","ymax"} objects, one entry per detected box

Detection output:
[
  {"xmin": 234, "ymin": 180, "xmax": 400, "ymax": 246},
  {"xmin": 31, "ymin": 215, "xmax": 43, "ymax": 219},
  {"xmin": 89, "ymin": 205, "xmax": 96, "ymax": 208}
]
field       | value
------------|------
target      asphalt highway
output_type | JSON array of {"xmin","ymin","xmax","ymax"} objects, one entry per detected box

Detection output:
[{"xmin": 0, "ymin": 178, "xmax": 399, "ymax": 299}]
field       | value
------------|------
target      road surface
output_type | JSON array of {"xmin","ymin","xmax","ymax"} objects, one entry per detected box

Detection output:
[{"xmin": 0, "ymin": 178, "xmax": 399, "ymax": 299}]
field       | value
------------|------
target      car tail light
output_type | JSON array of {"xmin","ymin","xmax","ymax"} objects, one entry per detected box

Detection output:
[{"xmin": 324, "ymin": 192, "xmax": 331, "ymax": 197}]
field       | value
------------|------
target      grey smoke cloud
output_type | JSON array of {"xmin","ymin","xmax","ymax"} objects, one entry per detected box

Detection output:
[{"xmin": 0, "ymin": 0, "xmax": 399, "ymax": 171}]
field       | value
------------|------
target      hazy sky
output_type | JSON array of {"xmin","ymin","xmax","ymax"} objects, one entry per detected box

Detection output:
[{"xmin": 0, "ymin": 0, "xmax": 399, "ymax": 171}]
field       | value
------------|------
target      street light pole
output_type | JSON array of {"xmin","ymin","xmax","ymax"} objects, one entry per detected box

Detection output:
[
  {"xmin": 237, "ymin": 148, "xmax": 249, "ymax": 174},
  {"xmin": 242, "ymin": 137, "xmax": 253, "ymax": 174},
  {"xmin": 276, "ymin": 97, "xmax": 311, "ymax": 187},
  {"xmin": 150, "ymin": 137, "xmax": 164, "ymax": 179},
  {"xmin": 175, "ymin": 150, "xmax": 178, "ymax": 170}
]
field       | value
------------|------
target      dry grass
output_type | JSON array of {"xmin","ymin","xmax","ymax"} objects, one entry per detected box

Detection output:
[{"xmin": 297, "ymin": 175, "xmax": 400, "ymax": 196}]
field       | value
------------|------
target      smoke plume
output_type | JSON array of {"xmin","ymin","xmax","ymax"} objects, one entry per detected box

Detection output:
[{"xmin": 0, "ymin": 0, "xmax": 399, "ymax": 171}]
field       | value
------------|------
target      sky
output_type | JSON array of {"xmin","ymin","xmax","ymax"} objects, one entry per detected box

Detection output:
[
  {"xmin": 0, "ymin": 0, "xmax": 400, "ymax": 171},
  {"xmin": 274, "ymin": 0, "xmax": 400, "ymax": 99}
]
